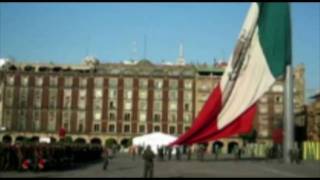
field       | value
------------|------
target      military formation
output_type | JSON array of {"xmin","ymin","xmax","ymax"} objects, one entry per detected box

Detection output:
[{"xmin": 0, "ymin": 142, "xmax": 103, "ymax": 171}]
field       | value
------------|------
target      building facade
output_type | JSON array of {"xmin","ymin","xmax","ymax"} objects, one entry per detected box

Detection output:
[
  {"xmin": 0, "ymin": 59, "xmax": 306, "ymax": 153},
  {"xmin": 0, "ymin": 58, "xmax": 196, "ymax": 146},
  {"xmin": 307, "ymin": 92, "xmax": 320, "ymax": 141}
]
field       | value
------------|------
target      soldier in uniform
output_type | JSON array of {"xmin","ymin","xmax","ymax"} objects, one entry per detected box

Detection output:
[
  {"xmin": 142, "ymin": 145, "xmax": 155, "ymax": 178},
  {"xmin": 175, "ymin": 147, "xmax": 181, "ymax": 161},
  {"xmin": 16, "ymin": 143, "xmax": 24, "ymax": 171},
  {"xmin": 167, "ymin": 146, "xmax": 172, "ymax": 160},
  {"xmin": 199, "ymin": 144, "xmax": 205, "ymax": 162},
  {"xmin": 0, "ymin": 143, "xmax": 4, "ymax": 171},
  {"xmin": 187, "ymin": 146, "xmax": 192, "ymax": 161},
  {"xmin": 102, "ymin": 147, "xmax": 109, "ymax": 170}
]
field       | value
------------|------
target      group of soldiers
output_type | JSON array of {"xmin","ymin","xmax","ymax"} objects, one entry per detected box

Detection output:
[{"xmin": 0, "ymin": 142, "xmax": 103, "ymax": 171}]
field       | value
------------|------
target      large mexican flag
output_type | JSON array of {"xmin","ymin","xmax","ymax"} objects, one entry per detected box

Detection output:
[{"xmin": 170, "ymin": 3, "xmax": 291, "ymax": 145}]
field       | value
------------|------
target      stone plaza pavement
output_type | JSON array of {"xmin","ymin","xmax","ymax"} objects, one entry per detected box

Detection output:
[{"xmin": 1, "ymin": 154, "xmax": 319, "ymax": 178}]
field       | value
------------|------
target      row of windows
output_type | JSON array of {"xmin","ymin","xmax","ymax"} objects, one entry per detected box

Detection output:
[
  {"xmin": 6, "ymin": 76, "xmax": 193, "ymax": 89},
  {"xmin": 6, "ymin": 109, "xmax": 193, "ymax": 124},
  {"xmin": 258, "ymin": 104, "xmax": 284, "ymax": 114},
  {"xmin": 5, "ymin": 87, "xmax": 193, "ymax": 111},
  {"xmin": 6, "ymin": 119, "xmax": 190, "ymax": 135}
]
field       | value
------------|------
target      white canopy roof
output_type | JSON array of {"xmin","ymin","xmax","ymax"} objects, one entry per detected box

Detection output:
[{"xmin": 132, "ymin": 132, "xmax": 177, "ymax": 154}]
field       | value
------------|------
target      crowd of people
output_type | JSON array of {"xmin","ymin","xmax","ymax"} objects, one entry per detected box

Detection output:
[{"xmin": 0, "ymin": 142, "xmax": 103, "ymax": 172}]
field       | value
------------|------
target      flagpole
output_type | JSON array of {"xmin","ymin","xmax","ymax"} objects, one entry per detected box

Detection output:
[
  {"xmin": 283, "ymin": 64, "xmax": 294, "ymax": 163},
  {"xmin": 283, "ymin": 2, "xmax": 294, "ymax": 164}
]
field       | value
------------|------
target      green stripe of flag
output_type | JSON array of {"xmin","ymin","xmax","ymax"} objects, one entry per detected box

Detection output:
[{"xmin": 258, "ymin": 3, "xmax": 291, "ymax": 77}]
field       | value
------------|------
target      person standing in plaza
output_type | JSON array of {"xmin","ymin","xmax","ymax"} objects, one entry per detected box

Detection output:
[
  {"xmin": 142, "ymin": 145, "xmax": 155, "ymax": 178},
  {"xmin": 167, "ymin": 146, "xmax": 172, "ymax": 160},
  {"xmin": 102, "ymin": 147, "xmax": 109, "ymax": 170},
  {"xmin": 175, "ymin": 146, "xmax": 181, "ymax": 161},
  {"xmin": 187, "ymin": 146, "xmax": 192, "ymax": 161}
]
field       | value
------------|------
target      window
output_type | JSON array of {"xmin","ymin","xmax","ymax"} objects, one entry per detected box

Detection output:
[
  {"xmin": 169, "ymin": 102, "xmax": 177, "ymax": 111},
  {"xmin": 139, "ymin": 79, "xmax": 148, "ymax": 88},
  {"xmin": 154, "ymin": 91, "xmax": 162, "ymax": 99},
  {"xmin": 94, "ymin": 77, "xmax": 103, "ymax": 88},
  {"xmin": 94, "ymin": 124, "xmax": 100, "ymax": 132},
  {"xmin": 124, "ymin": 90, "xmax": 133, "ymax": 99},
  {"xmin": 78, "ymin": 98, "xmax": 86, "ymax": 109},
  {"xmin": 109, "ymin": 78, "xmax": 118, "ymax": 88},
  {"xmin": 124, "ymin": 79, "xmax": 133, "ymax": 88},
  {"xmin": 50, "ymin": 76, "xmax": 58, "ymax": 87},
  {"xmin": 19, "ymin": 88, "xmax": 28, "ymax": 107},
  {"xmin": 48, "ymin": 111, "xmax": 56, "ymax": 122},
  {"xmin": 169, "ymin": 80, "xmax": 178, "ymax": 89},
  {"xmin": 184, "ymin": 103, "xmax": 190, "ymax": 111},
  {"xmin": 109, "ymin": 112, "xmax": 116, "ymax": 121},
  {"xmin": 94, "ymin": 99, "xmax": 102, "ymax": 109},
  {"xmin": 35, "ymin": 77, "xmax": 43, "ymax": 87},
  {"xmin": 124, "ymin": 125, "xmax": 130, "ymax": 133},
  {"xmin": 34, "ymin": 111, "xmax": 41, "ymax": 121},
  {"xmin": 260, "ymin": 95, "xmax": 268, "ymax": 103},
  {"xmin": 139, "ymin": 112, "xmax": 146, "ymax": 122},
  {"xmin": 124, "ymin": 113, "xmax": 131, "ymax": 121},
  {"xmin": 170, "ymin": 113, "xmax": 177, "ymax": 122},
  {"xmin": 5, "ymin": 88, "xmax": 14, "ymax": 107},
  {"xmin": 139, "ymin": 101, "xmax": 147, "ymax": 110},
  {"xmin": 154, "ymin": 79, "xmax": 163, "ymax": 89},
  {"xmin": 34, "ymin": 89, "xmax": 42, "ymax": 108},
  {"xmin": 78, "ymin": 124, "xmax": 83, "ymax": 133},
  {"xmin": 169, "ymin": 126, "xmax": 176, "ymax": 134},
  {"xmin": 94, "ymin": 112, "xmax": 101, "ymax": 121},
  {"xmin": 259, "ymin": 116, "xmax": 269, "ymax": 126},
  {"xmin": 139, "ymin": 125, "xmax": 145, "ymax": 133},
  {"xmin": 184, "ymin": 92, "xmax": 192, "ymax": 101},
  {"xmin": 63, "ymin": 97, "xmax": 72, "ymax": 109},
  {"xmin": 154, "ymin": 125, "xmax": 160, "ymax": 132},
  {"xmin": 78, "ymin": 111, "xmax": 85, "ymax": 121},
  {"xmin": 184, "ymin": 80, "xmax": 192, "ymax": 89},
  {"xmin": 109, "ymin": 124, "xmax": 115, "ymax": 132},
  {"xmin": 274, "ymin": 104, "xmax": 283, "ymax": 114},
  {"xmin": 64, "ymin": 123, "xmax": 69, "ymax": 130},
  {"xmin": 184, "ymin": 114, "xmax": 191, "ymax": 123},
  {"xmin": 109, "ymin": 89, "xmax": 117, "ymax": 99},
  {"xmin": 139, "ymin": 91, "xmax": 147, "ymax": 99},
  {"xmin": 274, "ymin": 96, "xmax": 283, "ymax": 103},
  {"xmin": 95, "ymin": 89, "xmax": 103, "ymax": 98},
  {"xmin": 169, "ymin": 91, "xmax": 177, "ymax": 100},
  {"xmin": 21, "ymin": 76, "xmax": 28, "ymax": 86},
  {"xmin": 6, "ymin": 76, "xmax": 14, "ymax": 85},
  {"xmin": 80, "ymin": 78, "xmax": 87, "ymax": 88},
  {"xmin": 154, "ymin": 101, "xmax": 162, "ymax": 111},
  {"xmin": 154, "ymin": 114, "xmax": 161, "ymax": 123},
  {"xmin": 109, "ymin": 101, "xmax": 116, "ymax": 110},
  {"xmin": 259, "ymin": 105, "xmax": 268, "ymax": 114},
  {"xmin": 272, "ymin": 84, "xmax": 283, "ymax": 92},
  {"xmin": 124, "ymin": 101, "xmax": 132, "ymax": 110},
  {"xmin": 49, "ymin": 89, "xmax": 57, "ymax": 108},
  {"xmin": 65, "ymin": 77, "xmax": 73, "ymax": 87},
  {"xmin": 79, "ymin": 89, "xmax": 86, "ymax": 97},
  {"xmin": 63, "ymin": 111, "xmax": 70, "ymax": 122}
]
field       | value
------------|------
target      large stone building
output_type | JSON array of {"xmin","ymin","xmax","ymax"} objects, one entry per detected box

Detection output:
[
  {"xmin": 192, "ymin": 63, "xmax": 306, "ymax": 152},
  {"xmin": 307, "ymin": 91, "xmax": 320, "ymax": 141},
  {"xmin": 0, "ymin": 58, "xmax": 306, "ymax": 153}
]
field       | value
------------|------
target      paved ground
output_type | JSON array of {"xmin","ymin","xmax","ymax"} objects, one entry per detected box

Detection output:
[{"xmin": 1, "ymin": 154, "xmax": 320, "ymax": 178}]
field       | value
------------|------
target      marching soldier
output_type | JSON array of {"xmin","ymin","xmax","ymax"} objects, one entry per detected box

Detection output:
[
  {"xmin": 143, "ymin": 145, "xmax": 155, "ymax": 178},
  {"xmin": 187, "ymin": 146, "xmax": 192, "ymax": 161},
  {"xmin": 102, "ymin": 147, "xmax": 109, "ymax": 170}
]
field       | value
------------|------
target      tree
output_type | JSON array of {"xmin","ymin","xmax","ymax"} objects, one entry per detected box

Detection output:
[
  {"xmin": 240, "ymin": 129, "xmax": 257, "ymax": 144},
  {"xmin": 105, "ymin": 139, "xmax": 117, "ymax": 148}
]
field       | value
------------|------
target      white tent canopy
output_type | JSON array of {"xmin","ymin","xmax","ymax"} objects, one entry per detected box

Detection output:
[{"xmin": 132, "ymin": 132, "xmax": 178, "ymax": 154}]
